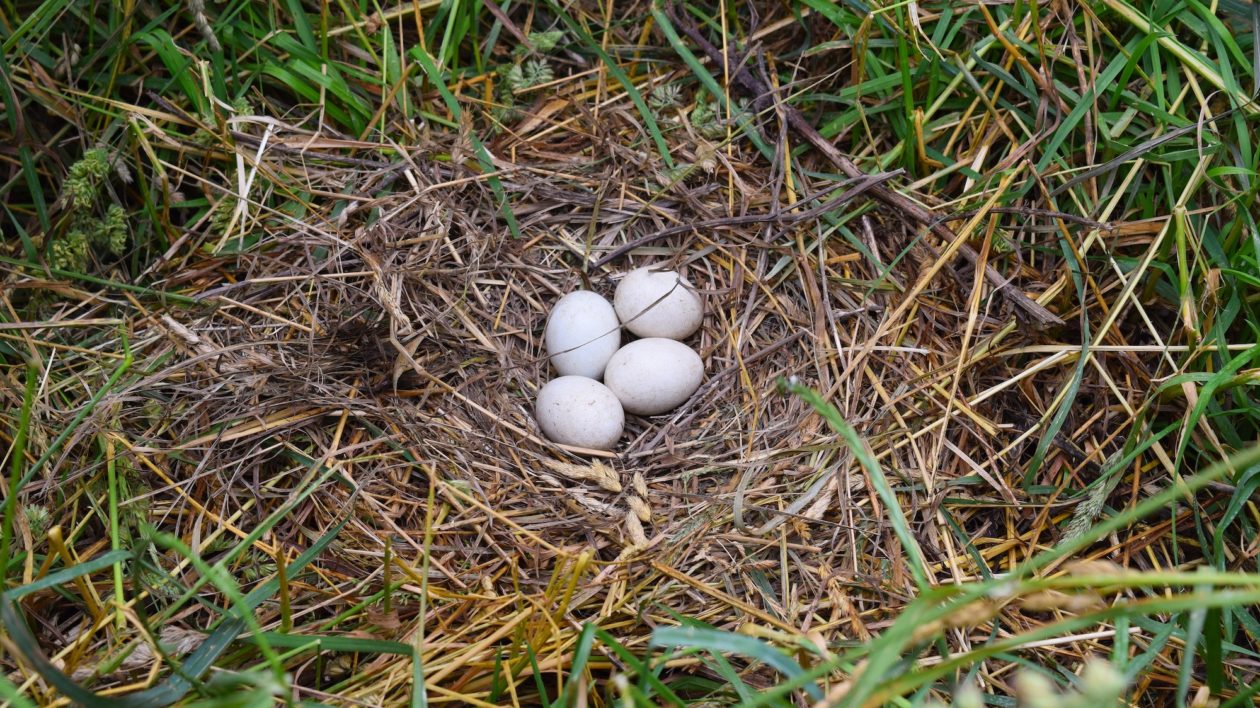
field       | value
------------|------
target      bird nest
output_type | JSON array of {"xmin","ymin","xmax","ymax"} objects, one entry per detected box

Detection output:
[{"xmin": 9, "ymin": 100, "xmax": 1135, "ymax": 702}]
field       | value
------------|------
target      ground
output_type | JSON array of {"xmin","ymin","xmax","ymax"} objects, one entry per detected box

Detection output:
[{"xmin": 1, "ymin": 0, "xmax": 1260, "ymax": 706}]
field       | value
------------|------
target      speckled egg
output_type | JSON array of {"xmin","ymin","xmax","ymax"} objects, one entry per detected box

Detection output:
[
  {"xmin": 535, "ymin": 376, "xmax": 625, "ymax": 450},
  {"xmin": 544, "ymin": 291, "xmax": 621, "ymax": 379},
  {"xmin": 603, "ymin": 338, "xmax": 703, "ymax": 416},
  {"xmin": 613, "ymin": 266, "xmax": 703, "ymax": 340}
]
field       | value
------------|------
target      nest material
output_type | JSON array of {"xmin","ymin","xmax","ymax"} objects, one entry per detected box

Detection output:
[{"xmin": 4, "ymin": 74, "xmax": 1182, "ymax": 705}]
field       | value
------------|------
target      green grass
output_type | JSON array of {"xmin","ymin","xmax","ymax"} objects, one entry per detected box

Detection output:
[{"xmin": 2, "ymin": 0, "xmax": 1260, "ymax": 704}]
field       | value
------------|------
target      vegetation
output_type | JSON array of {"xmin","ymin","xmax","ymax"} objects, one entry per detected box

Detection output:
[{"xmin": 1, "ymin": 0, "xmax": 1259, "ymax": 704}]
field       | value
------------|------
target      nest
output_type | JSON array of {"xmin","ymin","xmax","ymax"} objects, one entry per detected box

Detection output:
[
  {"xmin": 54, "ymin": 127, "xmax": 1055, "ymax": 697},
  {"xmin": 2, "ymin": 49, "xmax": 1194, "ymax": 705}
]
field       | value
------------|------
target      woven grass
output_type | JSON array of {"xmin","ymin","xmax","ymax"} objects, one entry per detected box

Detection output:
[{"xmin": 2, "ymin": 0, "xmax": 1259, "ymax": 704}]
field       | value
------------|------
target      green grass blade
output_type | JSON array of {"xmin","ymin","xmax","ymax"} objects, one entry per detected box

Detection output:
[
  {"xmin": 0, "ymin": 509, "xmax": 349, "ymax": 705},
  {"xmin": 0, "ymin": 255, "xmax": 198, "ymax": 304},
  {"xmin": 650, "ymin": 626, "xmax": 824, "ymax": 701},
  {"xmin": 410, "ymin": 46, "xmax": 521, "ymax": 239},
  {"xmin": 560, "ymin": 622, "xmax": 597, "ymax": 704},
  {"xmin": 591, "ymin": 627, "xmax": 685, "ymax": 706},
  {"xmin": 0, "ymin": 673, "xmax": 37, "ymax": 708},
  {"xmin": 548, "ymin": 0, "xmax": 673, "ymax": 168},
  {"xmin": 1, "ymin": 363, "xmax": 38, "ymax": 582},
  {"xmin": 16, "ymin": 330, "xmax": 132, "ymax": 491},
  {"xmin": 780, "ymin": 379, "xmax": 931, "ymax": 592},
  {"xmin": 144, "ymin": 528, "xmax": 288, "ymax": 690},
  {"xmin": 250, "ymin": 632, "xmax": 412, "ymax": 656},
  {"xmin": 649, "ymin": 5, "xmax": 774, "ymax": 160}
]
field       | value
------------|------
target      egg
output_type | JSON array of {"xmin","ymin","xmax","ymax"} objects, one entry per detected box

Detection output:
[
  {"xmin": 604, "ymin": 338, "xmax": 703, "ymax": 416},
  {"xmin": 535, "ymin": 376, "xmax": 625, "ymax": 450},
  {"xmin": 614, "ymin": 266, "xmax": 703, "ymax": 340},
  {"xmin": 545, "ymin": 291, "xmax": 621, "ymax": 379}
]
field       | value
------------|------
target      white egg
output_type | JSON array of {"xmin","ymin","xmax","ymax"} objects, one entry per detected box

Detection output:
[
  {"xmin": 614, "ymin": 266, "xmax": 703, "ymax": 340},
  {"xmin": 545, "ymin": 291, "xmax": 621, "ymax": 379},
  {"xmin": 535, "ymin": 376, "xmax": 625, "ymax": 450},
  {"xmin": 604, "ymin": 338, "xmax": 703, "ymax": 416}
]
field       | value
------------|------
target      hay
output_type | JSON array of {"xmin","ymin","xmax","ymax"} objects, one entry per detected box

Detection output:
[
  {"xmin": 0, "ymin": 3, "xmax": 1232, "ymax": 703},
  {"xmin": 16, "ymin": 115, "xmax": 1094, "ymax": 701}
]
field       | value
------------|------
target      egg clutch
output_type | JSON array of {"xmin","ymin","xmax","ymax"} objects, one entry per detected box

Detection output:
[{"xmin": 536, "ymin": 266, "xmax": 704, "ymax": 450}]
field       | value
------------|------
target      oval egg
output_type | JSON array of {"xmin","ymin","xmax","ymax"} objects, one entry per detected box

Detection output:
[
  {"xmin": 535, "ymin": 376, "xmax": 625, "ymax": 450},
  {"xmin": 604, "ymin": 338, "xmax": 703, "ymax": 416},
  {"xmin": 613, "ymin": 266, "xmax": 703, "ymax": 340},
  {"xmin": 545, "ymin": 291, "xmax": 621, "ymax": 379}
]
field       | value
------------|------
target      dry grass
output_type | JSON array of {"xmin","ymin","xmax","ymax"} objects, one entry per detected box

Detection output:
[{"xmin": 2, "ymin": 0, "xmax": 1259, "ymax": 705}]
